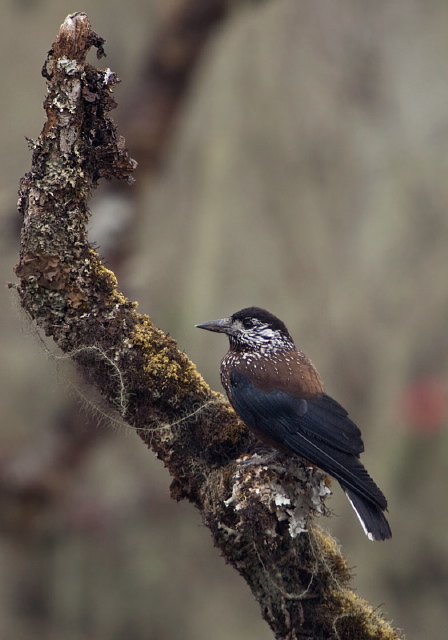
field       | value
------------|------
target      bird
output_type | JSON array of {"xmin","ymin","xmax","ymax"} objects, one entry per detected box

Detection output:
[{"xmin": 196, "ymin": 306, "xmax": 391, "ymax": 541}]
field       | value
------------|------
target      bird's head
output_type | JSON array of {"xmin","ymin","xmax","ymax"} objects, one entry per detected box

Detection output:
[{"xmin": 196, "ymin": 306, "xmax": 295, "ymax": 353}]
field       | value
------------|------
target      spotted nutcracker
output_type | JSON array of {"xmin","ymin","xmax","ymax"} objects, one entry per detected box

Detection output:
[{"xmin": 197, "ymin": 306, "xmax": 391, "ymax": 541}]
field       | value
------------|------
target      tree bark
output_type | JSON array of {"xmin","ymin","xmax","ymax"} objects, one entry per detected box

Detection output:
[{"xmin": 13, "ymin": 13, "xmax": 402, "ymax": 640}]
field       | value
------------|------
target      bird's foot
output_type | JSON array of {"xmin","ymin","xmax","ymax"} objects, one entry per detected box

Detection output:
[{"xmin": 237, "ymin": 450, "xmax": 280, "ymax": 468}]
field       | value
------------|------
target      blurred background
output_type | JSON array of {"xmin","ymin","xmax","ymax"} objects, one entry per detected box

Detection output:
[{"xmin": 2, "ymin": 0, "xmax": 448, "ymax": 638}]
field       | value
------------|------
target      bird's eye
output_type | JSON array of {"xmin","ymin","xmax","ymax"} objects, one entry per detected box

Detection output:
[{"xmin": 242, "ymin": 318, "xmax": 254, "ymax": 329}]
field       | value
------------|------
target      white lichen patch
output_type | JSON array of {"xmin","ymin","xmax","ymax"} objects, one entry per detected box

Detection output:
[
  {"xmin": 224, "ymin": 454, "xmax": 331, "ymax": 538},
  {"xmin": 56, "ymin": 57, "xmax": 79, "ymax": 75}
]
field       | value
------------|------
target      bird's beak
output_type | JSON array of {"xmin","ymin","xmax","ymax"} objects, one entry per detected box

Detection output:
[{"xmin": 195, "ymin": 317, "xmax": 233, "ymax": 334}]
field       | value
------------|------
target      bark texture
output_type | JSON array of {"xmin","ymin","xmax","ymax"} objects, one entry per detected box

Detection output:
[{"xmin": 14, "ymin": 13, "xmax": 401, "ymax": 640}]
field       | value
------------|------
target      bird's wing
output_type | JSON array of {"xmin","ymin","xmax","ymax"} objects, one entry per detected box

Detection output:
[
  {"xmin": 297, "ymin": 392, "xmax": 365, "ymax": 455},
  {"xmin": 229, "ymin": 369, "xmax": 387, "ymax": 509},
  {"xmin": 229, "ymin": 369, "xmax": 364, "ymax": 455}
]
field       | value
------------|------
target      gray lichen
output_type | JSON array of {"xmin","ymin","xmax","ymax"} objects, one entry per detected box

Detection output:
[{"xmin": 225, "ymin": 454, "xmax": 331, "ymax": 538}]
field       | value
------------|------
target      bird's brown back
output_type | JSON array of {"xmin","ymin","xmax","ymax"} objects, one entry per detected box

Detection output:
[{"xmin": 221, "ymin": 348, "xmax": 325, "ymax": 400}]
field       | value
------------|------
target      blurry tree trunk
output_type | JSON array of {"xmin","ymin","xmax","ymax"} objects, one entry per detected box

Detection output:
[
  {"xmin": 13, "ymin": 13, "xmax": 402, "ymax": 640},
  {"xmin": 123, "ymin": 0, "xmax": 232, "ymax": 172}
]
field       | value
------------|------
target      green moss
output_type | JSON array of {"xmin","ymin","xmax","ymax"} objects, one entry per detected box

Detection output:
[
  {"xmin": 129, "ymin": 315, "xmax": 208, "ymax": 403},
  {"xmin": 310, "ymin": 527, "xmax": 352, "ymax": 585},
  {"xmin": 329, "ymin": 589, "xmax": 398, "ymax": 639},
  {"xmin": 89, "ymin": 248, "xmax": 133, "ymax": 307}
]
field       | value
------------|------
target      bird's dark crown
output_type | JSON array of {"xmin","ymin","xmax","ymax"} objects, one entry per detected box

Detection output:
[{"xmin": 231, "ymin": 307, "xmax": 291, "ymax": 337}]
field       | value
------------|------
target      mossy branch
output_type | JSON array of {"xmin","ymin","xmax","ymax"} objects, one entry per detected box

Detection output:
[{"xmin": 14, "ymin": 13, "xmax": 402, "ymax": 640}]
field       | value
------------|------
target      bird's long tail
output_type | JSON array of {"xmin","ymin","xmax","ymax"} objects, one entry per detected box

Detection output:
[
  {"xmin": 281, "ymin": 428, "xmax": 392, "ymax": 540},
  {"xmin": 343, "ymin": 488, "xmax": 392, "ymax": 541}
]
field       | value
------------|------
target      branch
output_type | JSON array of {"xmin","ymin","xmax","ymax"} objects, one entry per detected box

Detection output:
[
  {"xmin": 13, "ymin": 13, "xmax": 402, "ymax": 640},
  {"xmin": 2, "ymin": 0, "xmax": 235, "ymax": 519}
]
